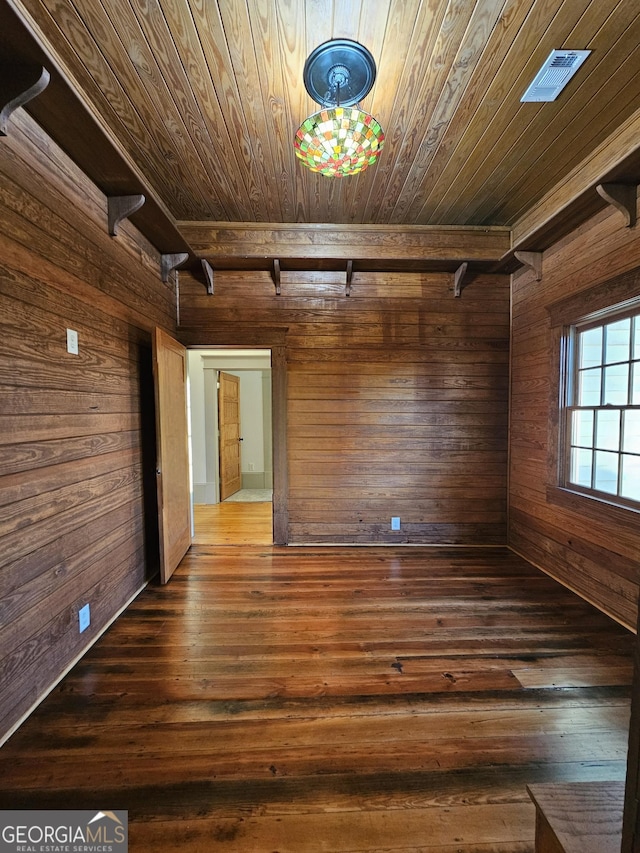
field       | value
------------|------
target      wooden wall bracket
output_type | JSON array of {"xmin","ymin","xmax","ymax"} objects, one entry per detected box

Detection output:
[
  {"xmin": 201, "ymin": 259, "xmax": 214, "ymax": 295},
  {"xmin": 271, "ymin": 259, "xmax": 281, "ymax": 296},
  {"xmin": 596, "ymin": 182, "xmax": 638, "ymax": 228},
  {"xmin": 108, "ymin": 194, "xmax": 145, "ymax": 236},
  {"xmin": 0, "ymin": 64, "xmax": 50, "ymax": 136},
  {"xmin": 346, "ymin": 260, "xmax": 353, "ymax": 296},
  {"xmin": 453, "ymin": 262, "xmax": 469, "ymax": 297},
  {"xmin": 161, "ymin": 252, "xmax": 188, "ymax": 283},
  {"xmin": 514, "ymin": 250, "xmax": 543, "ymax": 281}
]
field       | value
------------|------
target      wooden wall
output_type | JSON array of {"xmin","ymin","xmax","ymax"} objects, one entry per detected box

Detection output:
[
  {"xmin": 509, "ymin": 197, "xmax": 640, "ymax": 630},
  {"xmin": 179, "ymin": 268, "xmax": 510, "ymax": 544},
  {"xmin": 0, "ymin": 112, "xmax": 176, "ymax": 743}
]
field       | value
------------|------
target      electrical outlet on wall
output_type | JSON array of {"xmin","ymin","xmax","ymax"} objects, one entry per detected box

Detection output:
[
  {"xmin": 66, "ymin": 328, "xmax": 79, "ymax": 355},
  {"xmin": 78, "ymin": 603, "xmax": 90, "ymax": 633},
  {"xmin": 391, "ymin": 517, "xmax": 401, "ymax": 531}
]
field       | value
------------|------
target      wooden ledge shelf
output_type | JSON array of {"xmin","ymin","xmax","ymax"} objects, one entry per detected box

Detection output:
[
  {"xmin": 527, "ymin": 781, "xmax": 624, "ymax": 853},
  {"xmin": 0, "ymin": 1, "xmax": 194, "ymax": 263}
]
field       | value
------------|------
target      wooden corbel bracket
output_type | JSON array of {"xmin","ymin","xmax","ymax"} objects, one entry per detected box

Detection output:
[
  {"xmin": 596, "ymin": 182, "xmax": 638, "ymax": 228},
  {"xmin": 271, "ymin": 259, "xmax": 281, "ymax": 296},
  {"xmin": 514, "ymin": 250, "xmax": 543, "ymax": 281},
  {"xmin": 108, "ymin": 194, "xmax": 145, "ymax": 236},
  {"xmin": 346, "ymin": 260, "xmax": 353, "ymax": 297},
  {"xmin": 201, "ymin": 259, "xmax": 214, "ymax": 295},
  {"xmin": 453, "ymin": 262, "xmax": 469, "ymax": 298},
  {"xmin": 161, "ymin": 252, "xmax": 188, "ymax": 283},
  {"xmin": 0, "ymin": 64, "xmax": 50, "ymax": 136}
]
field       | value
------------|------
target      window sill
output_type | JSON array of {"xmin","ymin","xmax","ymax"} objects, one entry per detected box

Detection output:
[{"xmin": 547, "ymin": 484, "xmax": 640, "ymax": 532}]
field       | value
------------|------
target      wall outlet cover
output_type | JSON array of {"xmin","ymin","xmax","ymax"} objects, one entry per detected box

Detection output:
[
  {"xmin": 66, "ymin": 328, "xmax": 79, "ymax": 355},
  {"xmin": 391, "ymin": 516, "xmax": 401, "ymax": 531},
  {"xmin": 79, "ymin": 603, "xmax": 90, "ymax": 633}
]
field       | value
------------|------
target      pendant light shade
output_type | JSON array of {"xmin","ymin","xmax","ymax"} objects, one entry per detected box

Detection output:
[
  {"xmin": 294, "ymin": 39, "xmax": 385, "ymax": 178},
  {"xmin": 294, "ymin": 106, "xmax": 385, "ymax": 177}
]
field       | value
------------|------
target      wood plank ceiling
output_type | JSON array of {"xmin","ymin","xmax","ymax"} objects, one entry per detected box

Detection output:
[{"xmin": 3, "ymin": 0, "xmax": 640, "ymax": 268}]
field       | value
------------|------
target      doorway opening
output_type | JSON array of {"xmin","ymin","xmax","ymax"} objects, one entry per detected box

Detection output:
[{"xmin": 187, "ymin": 348, "xmax": 273, "ymax": 545}]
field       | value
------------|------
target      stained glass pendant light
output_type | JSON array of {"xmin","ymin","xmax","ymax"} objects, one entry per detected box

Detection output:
[{"xmin": 294, "ymin": 39, "xmax": 385, "ymax": 178}]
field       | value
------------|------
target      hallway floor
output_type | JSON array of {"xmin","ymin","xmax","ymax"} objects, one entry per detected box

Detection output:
[{"xmin": 193, "ymin": 500, "xmax": 272, "ymax": 545}]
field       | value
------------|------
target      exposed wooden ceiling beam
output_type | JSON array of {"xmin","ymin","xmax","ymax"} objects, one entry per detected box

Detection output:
[{"xmin": 178, "ymin": 222, "xmax": 510, "ymax": 264}]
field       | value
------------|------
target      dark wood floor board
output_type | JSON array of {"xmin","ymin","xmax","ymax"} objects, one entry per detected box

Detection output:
[
  {"xmin": 121, "ymin": 599, "xmax": 600, "ymax": 622},
  {"xmin": 7, "ymin": 705, "xmax": 628, "ymax": 761},
  {"xmin": 24, "ymin": 683, "xmax": 629, "ymax": 730},
  {"xmin": 58, "ymin": 653, "xmax": 632, "ymax": 689},
  {"xmin": 13, "ymin": 670, "xmax": 524, "ymax": 703},
  {"xmin": 139, "ymin": 568, "xmax": 561, "ymax": 589},
  {"xmin": 80, "ymin": 636, "xmax": 630, "ymax": 664},
  {"xmin": 0, "ymin": 757, "xmax": 628, "ymax": 814},
  {"xmin": 106, "ymin": 603, "xmax": 620, "ymax": 630},
  {"xmin": 101, "ymin": 804, "xmax": 541, "ymax": 852},
  {"xmin": 0, "ymin": 544, "xmax": 632, "ymax": 851},
  {"xmin": 0, "ymin": 728, "xmax": 626, "ymax": 789},
  {"xmin": 88, "ymin": 619, "xmax": 626, "ymax": 653}
]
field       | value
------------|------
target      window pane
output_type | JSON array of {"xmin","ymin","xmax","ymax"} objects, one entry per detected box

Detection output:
[
  {"xmin": 578, "ymin": 368, "xmax": 601, "ymax": 405},
  {"xmin": 623, "ymin": 410, "xmax": 640, "ymax": 454},
  {"xmin": 621, "ymin": 455, "xmax": 640, "ymax": 501},
  {"xmin": 571, "ymin": 409, "xmax": 593, "ymax": 446},
  {"xmin": 595, "ymin": 409, "xmax": 621, "ymax": 451},
  {"xmin": 605, "ymin": 318, "xmax": 631, "ymax": 364},
  {"xmin": 565, "ymin": 309, "xmax": 640, "ymax": 507},
  {"xmin": 594, "ymin": 450, "xmax": 619, "ymax": 494},
  {"xmin": 603, "ymin": 363, "xmax": 629, "ymax": 405},
  {"xmin": 570, "ymin": 448, "xmax": 592, "ymax": 487},
  {"xmin": 579, "ymin": 327, "xmax": 602, "ymax": 368}
]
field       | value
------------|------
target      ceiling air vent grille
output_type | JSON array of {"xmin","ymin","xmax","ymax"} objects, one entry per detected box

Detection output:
[{"xmin": 521, "ymin": 49, "xmax": 591, "ymax": 102}]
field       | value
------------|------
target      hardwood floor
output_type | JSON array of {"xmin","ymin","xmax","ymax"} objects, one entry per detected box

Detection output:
[
  {"xmin": 0, "ymin": 545, "xmax": 633, "ymax": 852},
  {"xmin": 193, "ymin": 500, "xmax": 273, "ymax": 545}
]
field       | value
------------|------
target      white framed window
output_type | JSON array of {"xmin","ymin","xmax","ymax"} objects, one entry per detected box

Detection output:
[{"xmin": 561, "ymin": 308, "xmax": 640, "ymax": 507}]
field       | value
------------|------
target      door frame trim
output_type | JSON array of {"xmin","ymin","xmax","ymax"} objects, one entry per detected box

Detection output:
[
  {"xmin": 271, "ymin": 344, "xmax": 288, "ymax": 545},
  {"xmin": 187, "ymin": 342, "xmax": 288, "ymax": 545}
]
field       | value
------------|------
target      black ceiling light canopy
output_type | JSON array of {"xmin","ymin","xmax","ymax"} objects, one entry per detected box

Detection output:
[{"xmin": 302, "ymin": 38, "xmax": 377, "ymax": 107}]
